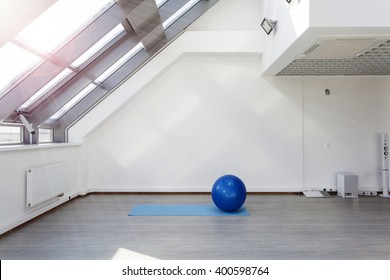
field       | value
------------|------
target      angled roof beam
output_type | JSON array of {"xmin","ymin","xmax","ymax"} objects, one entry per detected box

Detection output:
[{"xmin": 118, "ymin": 0, "xmax": 166, "ymax": 50}]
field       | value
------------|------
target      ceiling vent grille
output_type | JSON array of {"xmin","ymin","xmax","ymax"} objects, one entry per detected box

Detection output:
[{"xmin": 278, "ymin": 38, "xmax": 390, "ymax": 76}]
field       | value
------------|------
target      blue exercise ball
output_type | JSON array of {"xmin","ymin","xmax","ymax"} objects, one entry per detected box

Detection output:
[{"xmin": 211, "ymin": 174, "xmax": 247, "ymax": 212}]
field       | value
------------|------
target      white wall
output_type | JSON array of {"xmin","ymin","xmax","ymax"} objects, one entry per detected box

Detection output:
[
  {"xmin": 85, "ymin": 55, "xmax": 303, "ymax": 192},
  {"xmin": 0, "ymin": 145, "xmax": 85, "ymax": 234},
  {"xmin": 303, "ymin": 77, "xmax": 390, "ymax": 191}
]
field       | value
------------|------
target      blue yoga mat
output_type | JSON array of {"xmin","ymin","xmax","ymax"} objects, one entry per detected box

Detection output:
[{"xmin": 129, "ymin": 204, "xmax": 250, "ymax": 216}]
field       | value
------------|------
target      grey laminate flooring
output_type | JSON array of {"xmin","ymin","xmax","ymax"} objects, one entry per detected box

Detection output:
[{"xmin": 1, "ymin": 194, "xmax": 390, "ymax": 260}]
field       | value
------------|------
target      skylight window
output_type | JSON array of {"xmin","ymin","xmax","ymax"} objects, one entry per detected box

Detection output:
[
  {"xmin": 49, "ymin": 84, "xmax": 97, "ymax": 120},
  {"xmin": 17, "ymin": 0, "xmax": 115, "ymax": 53},
  {"xmin": 0, "ymin": 43, "xmax": 41, "ymax": 96},
  {"xmin": 162, "ymin": 0, "xmax": 201, "ymax": 29},
  {"xmin": 49, "ymin": 42, "xmax": 144, "ymax": 121},
  {"xmin": 19, "ymin": 68, "xmax": 73, "ymax": 110},
  {"xmin": 49, "ymin": 42, "xmax": 145, "ymax": 121},
  {"xmin": 71, "ymin": 24, "xmax": 126, "ymax": 68},
  {"xmin": 95, "ymin": 42, "xmax": 144, "ymax": 83}
]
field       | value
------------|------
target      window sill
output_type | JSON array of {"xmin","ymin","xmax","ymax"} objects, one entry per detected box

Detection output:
[{"xmin": 0, "ymin": 143, "xmax": 82, "ymax": 152}]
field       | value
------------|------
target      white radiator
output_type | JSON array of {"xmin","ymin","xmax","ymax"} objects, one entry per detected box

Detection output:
[{"xmin": 26, "ymin": 162, "xmax": 66, "ymax": 207}]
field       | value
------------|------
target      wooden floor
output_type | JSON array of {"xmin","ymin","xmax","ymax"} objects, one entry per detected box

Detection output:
[{"xmin": 1, "ymin": 193, "xmax": 390, "ymax": 260}]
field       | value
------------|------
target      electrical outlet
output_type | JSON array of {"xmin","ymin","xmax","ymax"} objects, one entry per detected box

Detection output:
[
  {"xmin": 359, "ymin": 191, "xmax": 378, "ymax": 196},
  {"xmin": 323, "ymin": 187, "xmax": 336, "ymax": 192}
]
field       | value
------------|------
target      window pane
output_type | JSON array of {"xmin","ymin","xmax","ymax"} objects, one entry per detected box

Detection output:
[
  {"xmin": 39, "ymin": 128, "xmax": 53, "ymax": 143},
  {"xmin": 96, "ymin": 42, "xmax": 144, "ymax": 83},
  {"xmin": 71, "ymin": 24, "xmax": 125, "ymax": 68},
  {"xmin": 17, "ymin": 0, "xmax": 115, "ymax": 53},
  {"xmin": 49, "ymin": 84, "xmax": 97, "ymax": 120},
  {"xmin": 163, "ymin": 0, "xmax": 201, "ymax": 29},
  {"xmin": 0, "ymin": 43, "xmax": 41, "ymax": 96},
  {"xmin": 0, "ymin": 126, "xmax": 22, "ymax": 144},
  {"xmin": 19, "ymin": 68, "xmax": 73, "ymax": 110}
]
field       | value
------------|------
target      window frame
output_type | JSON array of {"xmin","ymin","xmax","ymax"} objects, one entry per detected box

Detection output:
[
  {"xmin": 38, "ymin": 128, "xmax": 54, "ymax": 143},
  {"xmin": 0, "ymin": 124, "xmax": 24, "ymax": 145}
]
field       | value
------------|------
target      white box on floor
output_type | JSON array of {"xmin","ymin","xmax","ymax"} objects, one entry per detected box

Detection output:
[{"xmin": 337, "ymin": 172, "xmax": 358, "ymax": 198}]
